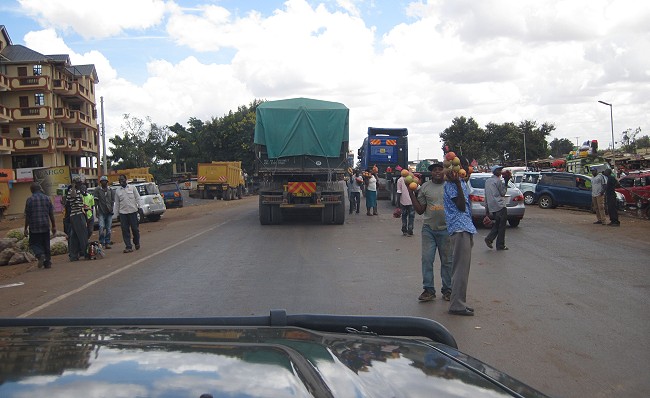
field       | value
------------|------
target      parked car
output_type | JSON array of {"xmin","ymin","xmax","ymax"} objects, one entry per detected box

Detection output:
[
  {"xmin": 534, "ymin": 172, "xmax": 625, "ymax": 211},
  {"xmin": 516, "ymin": 171, "xmax": 542, "ymax": 205},
  {"xmin": 158, "ymin": 181, "xmax": 184, "ymax": 208},
  {"xmin": 467, "ymin": 173, "xmax": 525, "ymax": 227},
  {"xmin": 131, "ymin": 181, "xmax": 166, "ymax": 222},
  {"xmin": 0, "ymin": 310, "xmax": 550, "ymax": 397},
  {"xmin": 615, "ymin": 169, "xmax": 650, "ymax": 207}
]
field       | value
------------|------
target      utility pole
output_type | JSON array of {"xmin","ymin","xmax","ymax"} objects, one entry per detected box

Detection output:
[
  {"xmin": 575, "ymin": 137, "xmax": 579, "ymax": 147},
  {"xmin": 100, "ymin": 96, "xmax": 107, "ymax": 175}
]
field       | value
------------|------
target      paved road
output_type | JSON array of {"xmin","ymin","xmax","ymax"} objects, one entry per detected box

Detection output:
[{"xmin": 0, "ymin": 197, "xmax": 648, "ymax": 397}]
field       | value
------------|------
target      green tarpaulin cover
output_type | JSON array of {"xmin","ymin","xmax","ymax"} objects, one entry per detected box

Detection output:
[{"xmin": 254, "ymin": 98, "xmax": 349, "ymax": 158}]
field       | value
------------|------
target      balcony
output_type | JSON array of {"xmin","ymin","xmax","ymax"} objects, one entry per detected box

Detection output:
[
  {"xmin": 63, "ymin": 138, "xmax": 97, "ymax": 155},
  {"xmin": 13, "ymin": 137, "xmax": 54, "ymax": 152},
  {"xmin": 0, "ymin": 104, "xmax": 11, "ymax": 123},
  {"xmin": 54, "ymin": 107, "xmax": 71, "ymax": 120},
  {"xmin": 11, "ymin": 106, "xmax": 52, "ymax": 122},
  {"xmin": 0, "ymin": 73, "xmax": 9, "ymax": 91},
  {"xmin": 70, "ymin": 167, "xmax": 98, "ymax": 181},
  {"xmin": 0, "ymin": 136, "xmax": 13, "ymax": 154},
  {"xmin": 55, "ymin": 80, "xmax": 95, "ymax": 104},
  {"xmin": 55, "ymin": 137, "xmax": 71, "ymax": 149},
  {"xmin": 62, "ymin": 110, "xmax": 94, "ymax": 128},
  {"xmin": 10, "ymin": 75, "xmax": 49, "ymax": 91}
]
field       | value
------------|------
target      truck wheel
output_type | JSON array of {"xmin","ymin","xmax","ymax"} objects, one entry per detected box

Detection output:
[
  {"xmin": 259, "ymin": 196, "xmax": 272, "ymax": 225},
  {"xmin": 223, "ymin": 188, "xmax": 231, "ymax": 201},
  {"xmin": 333, "ymin": 203, "xmax": 345, "ymax": 224},
  {"xmin": 271, "ymin": 205, "xmax": 283, "ymax": 224},
  {"xmin": 321, "ymin": 205, "xmax": 334, "ymax": 224}
]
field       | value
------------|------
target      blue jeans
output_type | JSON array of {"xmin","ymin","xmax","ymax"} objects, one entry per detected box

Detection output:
[
  {"xmin": 400, "ymin": 204, "xmax": 415, "ymax": 233},
  {"xmin": 97, "ymin": 211, "xmax": 113, "ymax": 245},
  {"xmin": 421, "ymin": 224, "xmax": 453, "ymax": 294}
]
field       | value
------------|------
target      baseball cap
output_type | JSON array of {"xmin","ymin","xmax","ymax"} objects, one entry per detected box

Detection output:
[
  {"xmin": 428, "ymin": 162, "xmax": 444, "ymax": 171},
  {"xmin": 491, "ymin": 165, "xmax": 504, "ymax": 174},
  {"xmin": 100, "ymin": 175, "xmax": 108, "ymax": 181}
]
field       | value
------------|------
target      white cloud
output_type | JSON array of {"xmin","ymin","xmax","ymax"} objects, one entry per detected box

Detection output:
[{"xmin": 15, "ymin": 0, "xmax": 650, "ymax": 160}]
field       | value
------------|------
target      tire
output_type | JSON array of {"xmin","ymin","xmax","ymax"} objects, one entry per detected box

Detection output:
[
  {"xmin": 538, "ymin": 194, "xmax": 553, "ymax": 209},
  {"xmin": 223, "ymin": 188, "xmax": 231, "ymax": 201},
  {"xmin": 508, "ymin": 218, "xmax": 520, "ymax": 227},
  {"xmin": 333, "ymin": 203, "xmax": 345, "ymax": 225},
  {"xmin": 137, "ymin": 209, "xmax": 145, "ymax": 223},
  {"xmin": 259, "ymin": 195, "xmax": 271, "ymax": 225},
  {"xmin": 148, "ymin": 214, "xmax": 161, "ymax": 222},
  {"xmin": 524, "ymin": 192, "xmax": 534, "ymax": 205},
  {"xmin": 321, "ymin": 205, "xmax": 334, "ymax": 224},
  {"xmin": 270, "ymin": 205, "xmax": 283, "ymax": 224}
]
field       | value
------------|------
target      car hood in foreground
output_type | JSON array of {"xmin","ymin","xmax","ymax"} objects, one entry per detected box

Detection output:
[{"xmin": 0, "ymin": 324, "xmax": 548, "ymax": 398}]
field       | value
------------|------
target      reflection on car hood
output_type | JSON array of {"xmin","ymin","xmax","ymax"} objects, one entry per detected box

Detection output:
[{"xmin": 0, "ymin": 325, "xmax": 548, "ymax": 397}]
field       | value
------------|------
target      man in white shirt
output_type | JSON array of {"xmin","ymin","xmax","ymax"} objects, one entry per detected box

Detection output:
[
  {"xmin": 396, "ymin": 172, "xmax": 415, "ymax": 236},
  {"xmin": 590, "ymin": 167, "xmax": 607, "ymax": 225},
  {"xmin": 114, "ymin": 174, "xmax": 141, "ymax": 253}
]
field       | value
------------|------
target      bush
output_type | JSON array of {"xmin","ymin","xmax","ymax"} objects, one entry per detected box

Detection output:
[
  {"xmin": 51, "ymin": 241, "xmax": 68, "ymax": 256},
  {"xmin": 6, "ymin": 229, "xmax": 25, "ymax": 240}
]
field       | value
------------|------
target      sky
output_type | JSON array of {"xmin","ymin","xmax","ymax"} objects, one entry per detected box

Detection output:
[{"xmin": 2, "ymin": 0, "xmax": 649, "ymax": 161}]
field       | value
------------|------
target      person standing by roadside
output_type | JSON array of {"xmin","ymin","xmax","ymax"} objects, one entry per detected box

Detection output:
[
  {"xmin": 408, "ymin": 162, "xmax": 452, "ymax": 302},
  {"xmin": 484, "ymin": 165, "xmax": 509, "ymax": 251},
  {"xmin": 80, "ymin": 184, "xmax": 95, "ymax": 238},
  {"xmin": 603, "ymin": 169, "xmax": 620, "ymax": 226},
  {"xmin": 444, "ymin": 165, "xmax": 477, "ymax": 316},
  {"xmin": 396, "ymin": 172, "xmax": 415, "ymax": 236},
  {"xmin": 66, "ymin": 177, "xmax": 89, "ymax": 261},
  {"xmin": 347, "ymin": 170, "xmax": 362, "ymax": 214},
  {"xmin": 94, "ymin": 175, "xmax": 115, "ymax": 248},
  {"xmin": 24, "ymin": 183, "xmax": 56, "ymax": 269},
  {"xmin": 114, "ymin": 174, "xmax": 141, "ymax": 253},
  {"xmin": 364, "ymin": 169, "xmax": 379, "ymax": 216},
  {"xmin": 591, "ymin": 167, "xmax": 607, "ymax": 225}
]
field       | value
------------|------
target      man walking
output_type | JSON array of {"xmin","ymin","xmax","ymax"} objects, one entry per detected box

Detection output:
[
  {"xmin": 114, "ymin": 174, "xmax": 141, "ymax": 253},
  {"xmin": 397, "ymin": 171, "xmax": 415, "ymax": 236},
  {"xmin": 408, "ymin": 162, "xmax": 452, "ymax": 302},
  {"xmin": 591, "ymin": 167, "xmax": 607, "ymax": 225},
  {"xmin": 24, "ymin": 183, "xmax": 56, "ymax": 268},
  {"xmin": 444, "ymin": 164, "xmax": 477, "ymax": 316},
  {"xmin": 603, "ymin": 169, "xmax": 620, "ymax": 226},
  {"xmin": 484, "ymin": 165, "xmax": 509, "ymax": 251},
  {"xmin": 66, "ymin": 177, "xmax": 89, "ymax": 261},
  {"xmin": 347, "ymin": 170, "xmax": 362, "ymax": 214},
  {"xmin": 94, "ymin": 175, "xmax": 115, "ymax": 248}
]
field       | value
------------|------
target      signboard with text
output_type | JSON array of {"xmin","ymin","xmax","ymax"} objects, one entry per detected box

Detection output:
[{"xmin": 32, "ymin": 166, "xmax": 71, "ymax": 197}]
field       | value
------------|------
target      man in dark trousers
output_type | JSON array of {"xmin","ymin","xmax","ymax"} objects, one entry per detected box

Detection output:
[
  {"xmin": 24, "ymin": 183, "xmax": 56, "ymax": 268},
  {"xmin": 66, "ymin": 177, "xmax": 89, "ymax": 261},
  {"xmin": 603, "ymin": 169, "xmax": 620, "ymax": 226},
  {"xmin": 114, "ymin": 174, "xmax": 141, "ymax": 253},
  {"xmin": 484, "ymin": 165, "xmax": 510, "ymax": 250}
]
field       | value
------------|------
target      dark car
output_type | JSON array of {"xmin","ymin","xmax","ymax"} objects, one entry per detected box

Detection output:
[
  {"xmin": 534, "ymin": 172, "xmax": 625, "ymax": 211},
  {"xmin": 0, "ymin": 310, "xmax": 549, "ymax": 398},
  {"xmin": 158, "ymin": 181, "xmax": 184, "ymax": 208}
]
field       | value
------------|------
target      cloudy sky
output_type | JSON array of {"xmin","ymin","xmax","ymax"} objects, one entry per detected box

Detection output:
[{"xmin": 2, "ymin": 0, "xmax": 648, "ymax": 160}]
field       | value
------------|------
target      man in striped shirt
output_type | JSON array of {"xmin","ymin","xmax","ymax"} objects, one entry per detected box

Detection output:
[{"xmin": 66, "ymin": 177, "xmax": 89, "ymax": 261}]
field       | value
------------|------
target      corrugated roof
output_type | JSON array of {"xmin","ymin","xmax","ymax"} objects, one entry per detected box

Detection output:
[
  {"xmin": 0, "ymin": 25, "xmax": 12, "ymax": 45},
  {"xmin": 67, "ymin": 64, "xmax": 99, "ymax": 83},
  {"xmin": 0, "ymin": 44, "xmax": 48, "ymax": 62},
  {"xmin": 46, "ymin": 54, "xmax": 71, "ymax": 64}
]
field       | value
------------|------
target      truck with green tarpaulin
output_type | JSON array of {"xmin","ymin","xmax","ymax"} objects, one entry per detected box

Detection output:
[{"xmin": 254, "ymin": 98, "xmax": 349, "ymax": 225}]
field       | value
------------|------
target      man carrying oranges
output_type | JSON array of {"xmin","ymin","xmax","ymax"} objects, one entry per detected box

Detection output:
[{"xmin": 408, "ymin": 162, "xmax": 452, "ymax": 302}]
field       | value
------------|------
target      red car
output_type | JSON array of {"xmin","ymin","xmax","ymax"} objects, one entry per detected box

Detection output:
[{"xmin": 616, "ymin": 170, "xmax": 650, "ymax": 207}]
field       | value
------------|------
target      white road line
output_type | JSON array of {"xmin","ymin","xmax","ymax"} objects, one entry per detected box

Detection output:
[{"xmin": 18, "ymin": 222, "xmax": 225, "ymax": 318}]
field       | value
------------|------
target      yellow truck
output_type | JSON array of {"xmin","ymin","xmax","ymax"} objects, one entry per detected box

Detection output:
[
  {"xmin": 196, "ymin": 161, "xmax": 245, "ymax": 200},
  {"xmin": 105, "ymin": 168, "xmax": 154, "ymax": 184}
]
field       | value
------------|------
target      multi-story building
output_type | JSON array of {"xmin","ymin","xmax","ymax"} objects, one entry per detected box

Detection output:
[{"xmin": 0, "ymin": 25, "xmax": 99, "ymax": 215}]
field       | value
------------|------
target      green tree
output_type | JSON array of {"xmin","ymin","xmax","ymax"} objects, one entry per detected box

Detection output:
[
  {"xmin": 621, "ymin": 127, "xmax": 643, "ymax": 152},
  {"xmin": 635, "ymin": 135, "xmax": 650, "ymax": 149},
  {"xmin": 549, "ymin": 138, "xmax": 574, "ymax": 158},
  {"xmin": 439, "ymin": 116, "xmax": 487, "ymax": 163}
]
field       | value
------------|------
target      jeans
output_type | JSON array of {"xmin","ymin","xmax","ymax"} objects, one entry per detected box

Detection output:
[
  {"xmin": 119, "ymin": 212, "xmax": 140, "ymax": 249},
  {"xmin": 68, "ymin": 213, "xmax": 88, "ymax": 261},
  {"xmin": 400, "ymin": 204, "xmax": 415, "ymax": 233},
  {"xmin": 486, "ymin": 207, "xmax": 507, "ymax": 249},
  {"xmin": 349, "ymin": 192, "xmax": 360, "ymax": 213},
  {"xmin": 29, "ymin": 231, "xmax": 51, "ymax": 266},
  {"xmin": 421, "ymin": 224, "xmax": 453, "ymax": 294},
  {"xmin": 97, "ymin": 211, "xmax": 113, "ymax": 245}
]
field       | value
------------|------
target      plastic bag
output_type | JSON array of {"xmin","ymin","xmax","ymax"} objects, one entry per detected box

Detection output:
[{"xmin": 393, "ymin": 207, "xmax": 402, "ymax": 218}]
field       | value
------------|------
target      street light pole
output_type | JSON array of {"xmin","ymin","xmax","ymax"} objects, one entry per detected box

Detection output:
[
  {"xmin": 598, "ymin": 100, "xmax": 614, "ymax": 166},
  {"xmin": 521, "ymin": 131, "xmax": 527, "ymax": 170}
]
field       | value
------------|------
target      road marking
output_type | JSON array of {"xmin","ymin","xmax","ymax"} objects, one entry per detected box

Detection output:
[
  {"xmin": 18, "ymin": 222, "xmax": 226, "ymax": 318},
  {"xmin": 0, "ymin": 282, "xmax": 24, "ymax": 289}
]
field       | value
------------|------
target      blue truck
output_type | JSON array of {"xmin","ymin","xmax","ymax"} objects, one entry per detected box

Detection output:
[{"xmin": 357, "ymin": 127, "xmax": 409, "ymax": 203}]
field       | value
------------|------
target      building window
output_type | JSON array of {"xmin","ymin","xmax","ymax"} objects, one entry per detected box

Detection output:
[
  {"xmin": 35, "ymin": 93, "xmax": 45, "ymax": 106},
  {"xmin": 37, "ymin": 124, "xmax": 46, "ymax": 136},
  {"xmin": 12, "ymin": 154, "xmax": 43, "ymax": 169},
  {"xmin": 33, "ymin": 64, "xmax": 42, "ymax": 76},
  {"xmin": 17, "ymin": 67, "xmax": 27, "ymax": 77},
  {"xmin": 21, "ymin": 127, "xmax": 31, "ymax": 138}
]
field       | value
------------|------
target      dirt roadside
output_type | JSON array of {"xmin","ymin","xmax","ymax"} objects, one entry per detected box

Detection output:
[{"xmin": 0, "ymin": 196, "xmax": 253, "ymax": 282}]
